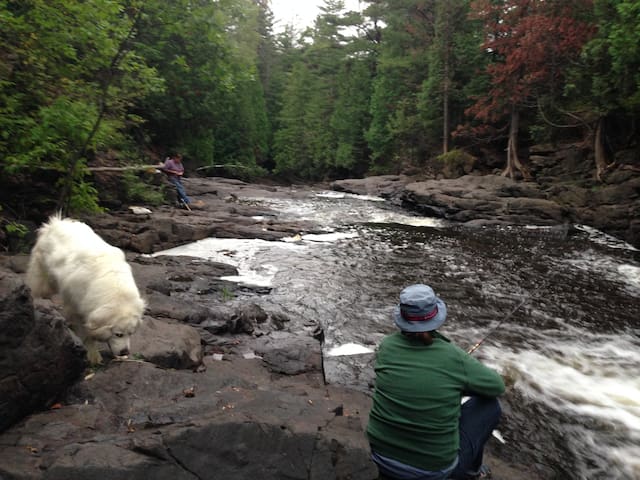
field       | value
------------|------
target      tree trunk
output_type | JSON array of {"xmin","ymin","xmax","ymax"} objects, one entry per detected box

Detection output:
[
  {"xmin": 442, "ymin": 55, "xmax": 450, "ymax": 154},
  {"xmin": 440, "ymin": 1, "xmax": 452, "ymax": 155},
  {"xmin": 502, "ymin": 107, "xmax": 531, "ymax": 181},
  {"xmin": 594, "ymin": 116, "xmax": 614, "ymax": 181}
]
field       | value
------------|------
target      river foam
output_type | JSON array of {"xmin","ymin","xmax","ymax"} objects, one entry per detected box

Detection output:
[
  {"xmin": 483, "ymin": 331, "xmax": 640, "ymax": 479},
  {"xmin": 152, "ymin": 237, "xmax": 305, "ymax": 287}
]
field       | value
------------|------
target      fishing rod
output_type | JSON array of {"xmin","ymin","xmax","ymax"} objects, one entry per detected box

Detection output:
[
  {"xmin": 467, "ymin": 295, "xmax": 529, "ymax": 355},
  {"xmin": 195, "ymin": 164, "xmax": 252, "ymax": 171}
]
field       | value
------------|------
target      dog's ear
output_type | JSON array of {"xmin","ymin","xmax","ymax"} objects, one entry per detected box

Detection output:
[
  {"xmin": 86, "ymin": 305, "xmax": 113, "ymax": 338},
  {"xmin": 89, "ymin": 324, "xmax": 113, "ymax": 341}
]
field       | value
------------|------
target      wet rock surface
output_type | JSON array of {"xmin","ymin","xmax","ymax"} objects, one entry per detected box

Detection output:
[
  {"xmin": 0, "ymin": 265, "xmax": 88, "ymax": 433},
  {"xmin": 1, "ymin": 175, "xmax": 619, "ymax": 479},
  {"xmin": 331, "ymin": 167, "xmax": 639, "ymax": 248}
]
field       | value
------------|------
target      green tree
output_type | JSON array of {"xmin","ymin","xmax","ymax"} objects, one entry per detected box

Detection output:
[
  {"xmin": 273, "ymin": 0, "xmax": 363, "ymax": 179},
  {"xmin": 606, "ymin": 0, "xmax": 640, "ymax": 110},
  {"xmin": 273, "ymin": 62, "xmax": 314, "ymax": 177},
  {"xmin": 0, "ymin": 0, "xmax": 160, "ymax": 212},
  {"xmin": 330, "ymin": 57, "xmax": 373, "ymax": 176},
  {"xmin": 365, "ymin": 0, "xmax": 438, "ymax": 170},
  {"xmin": 576, "ymin": 0, "xmax": 640, "ymax": 179},
  {"xmin": 418, "ymin": 0, "xmax": 482, "ymax": 154},
  {"xmin": 133, "ymin": 0, "xmax": 268, "ymax": 172}
]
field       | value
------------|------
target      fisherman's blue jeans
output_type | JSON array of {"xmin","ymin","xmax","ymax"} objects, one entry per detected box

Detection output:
[
  {"xmin": 168, "ymin": 176, "xmax": 190, "ymax": 205},
  {"xmin": 450, "ymin": 396, "xmax": 502, "ymax": 479},
  {"xmin": 371, "ymin": 396, "xmax": 502, "ymax": 480}
]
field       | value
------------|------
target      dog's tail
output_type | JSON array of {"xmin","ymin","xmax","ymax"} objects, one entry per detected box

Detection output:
[
  {"xmin": 25, "ymin": 248, "xmax": 55, "ymax": 298},
  {"xmin": 46, "ymin": 211, "xmax": 64, "ymax": 226},
  {"xmin": 25, "ymin": 212, "xmax": 63, "ymax": 299}
]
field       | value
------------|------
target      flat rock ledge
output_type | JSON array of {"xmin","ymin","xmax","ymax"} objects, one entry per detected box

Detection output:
[
  {"xmin": 331, "ymin": 173, "xmax": 640, "ymax": 247},
  {"xmin": 0, "ymin": 357, "xmax": 377, "ymax": 480}
]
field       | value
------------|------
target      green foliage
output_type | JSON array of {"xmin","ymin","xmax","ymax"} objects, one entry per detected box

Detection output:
[
  {"xmin": 330, "ymin": 58, "xmax": 373, "ymax": 176},
  {"xmin": 366, "ymin": 73, "xmax": 403, "ymax": 171},
  {"xmin": 419, "ymin": 0, "xmax": 485, "ymax": 153},
  {"xmin": 436, "ymin": 149, "xmax": 476, "ymax": 178},
  {"xmin": 366, "ymin": 1, "xmax": 437, "ymax": 166},
  {"xmin": 0, "ymin": 0, "xmax": 162, "ymax": 211},
  {"xmin": 273, "ymin": 62, "xmax": 314, "ymax": 178},
  {"xmin": 1, "ymin": 0, "xmax": 639, "ymax": 199},
  {"xmin": 4, "ymin": 221, "xmax": 28, "ymax": 238},
  {"xmin": 133, "ymin": 0, "xmax": 268, "ymax": 171},
  {"xmin": 221, "ymin": 286, "xmax": 234, "ymax": 302},
  {"xmin": 122, "ymin": 171, "xmax": 164, "ymax": 205},
  {"xmin": 7, "ymin": 97, "xmax": 97, "ymax": 170},
  {"xmin": 66, "ymin": 179, "xmax": 104, "ymax": 214},
  {"xmin": 2, "ymin": 218, "xmax": 30, "ymax": 253},
  {"xmin": 608, "ymin": 0, "xmax": 640, "ymax": 109},
  {"xmin": 273, "ymin": 0, "xmax": 377, "ymax": 180},
  {"xmin": 580, "ymin": 0, "xmax": 640, "ymax": 113},
  {"xmin": 364, "ymin": 0, "xmax": 481, "ymax": 168}
]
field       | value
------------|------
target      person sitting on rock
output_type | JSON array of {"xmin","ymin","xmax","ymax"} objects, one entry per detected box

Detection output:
[{"xmin": 367, "ymin": 284, "xmax": 505, "ymax": 479}]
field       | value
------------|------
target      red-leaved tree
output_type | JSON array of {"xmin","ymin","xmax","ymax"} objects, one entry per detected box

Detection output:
[{"xmin": 463, "ymin": 0, "xmax": 596, "ymax": 180}]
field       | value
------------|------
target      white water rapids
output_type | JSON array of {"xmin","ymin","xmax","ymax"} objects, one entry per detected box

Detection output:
[{"xmin": 153, "ymin": 189, "xmax": 640, "ymax": 480}]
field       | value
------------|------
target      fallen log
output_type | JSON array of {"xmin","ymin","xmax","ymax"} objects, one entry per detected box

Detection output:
[{"xmin": 87, "ymin": 165, "xmax": 160, "ymax": 172}]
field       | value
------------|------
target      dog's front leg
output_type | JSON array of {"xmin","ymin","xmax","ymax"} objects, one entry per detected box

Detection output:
[{"xmin": 84, "ymin": 338, "xmax": 103, "ymax": 365}]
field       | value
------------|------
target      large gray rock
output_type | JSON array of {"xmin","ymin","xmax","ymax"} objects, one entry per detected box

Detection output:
[
  {"xmin": 330, "ymin": 175, "xmax": 414, "ymax": 198},
  {"xmin": 131, "ymin": 317, "xmax": 203, "ymax": 370},
  {"xmin": 254, "ymin": 331, "xmax": 323, "ymax": 375},
  {"xmin": 0, "ymin": 358, "xmax": 378, "ymax": 480},
  {"xmin": 402, "ymin": 175, "xmax": 574, "ymax": 225},
  {"xmin": 330, "ymin": 168, "xmax": 639, "ymax": 248}
]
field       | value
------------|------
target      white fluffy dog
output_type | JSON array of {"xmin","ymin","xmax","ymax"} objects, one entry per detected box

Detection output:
[{"xmin": 26, "ymin": 214, "xmax": 145, "ymax": 364}]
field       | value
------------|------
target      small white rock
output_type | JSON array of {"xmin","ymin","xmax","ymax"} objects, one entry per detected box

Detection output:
[
  {"xmin": 243, "ymin": 352, "xmax": 262, "ymax": 360},
  {"xmin": 129, "ymin": 206, "xmax": 152, "ymax": 214}
]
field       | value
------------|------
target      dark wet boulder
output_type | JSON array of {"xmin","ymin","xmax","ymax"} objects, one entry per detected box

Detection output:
[
  {"xmin": 0, "ymin": 272, "xmax": 87, "ymax": 432},
  {"xmin": 0, "ymin": 358, "xmax": 377, "ymax": 480}
]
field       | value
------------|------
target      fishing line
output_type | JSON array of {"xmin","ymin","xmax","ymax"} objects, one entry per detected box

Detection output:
[
  {"xmin": 466, "ymin": 267, "xmax": 563, "ymax": 355},
  {"xmin": 467, "ymin": 295, "xmax": 529, "ymax": 355}
]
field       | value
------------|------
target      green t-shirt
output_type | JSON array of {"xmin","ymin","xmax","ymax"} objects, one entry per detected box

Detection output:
[{"xmin": 366, "ymin": 332, "xmax": 505, "ymax": 471}]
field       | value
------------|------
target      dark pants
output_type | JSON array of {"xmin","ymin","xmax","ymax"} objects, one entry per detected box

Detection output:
[{"xmin": 449, "ymin": 396, "xmax": 502, "ymax": 479}]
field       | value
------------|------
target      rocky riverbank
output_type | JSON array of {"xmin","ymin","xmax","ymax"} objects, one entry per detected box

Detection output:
[
  {"xmin": 1, "ymin": 172, "xmax": 634, "ymax": 479},
  {"xmin": 331, "ymin": 171, "xmax": 640, "ymax": 249}
]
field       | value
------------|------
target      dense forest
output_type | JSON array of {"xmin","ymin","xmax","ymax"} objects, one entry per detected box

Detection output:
[{"xmin": 1, "ymin": 0, "xmax": 639, "ymax": 217}]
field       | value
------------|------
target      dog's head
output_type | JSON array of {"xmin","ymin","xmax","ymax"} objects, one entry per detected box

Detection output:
[{"xmin": 86, "ymin": 297, "xmax": 146, "ymax": 357}]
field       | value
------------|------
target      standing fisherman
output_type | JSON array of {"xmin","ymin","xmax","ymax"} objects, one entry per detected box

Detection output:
[
  {"xmin": 158, "ymin": 153, "xmax": 196, "ymax": 209},
  {"xmin": 367, "ymin": 284, "xmax": 505, "ymax": 479}
]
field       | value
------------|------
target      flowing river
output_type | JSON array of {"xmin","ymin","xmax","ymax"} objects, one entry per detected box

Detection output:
[{"xmin": 154, "ymin": 188, "xmax": 640, "ymax": 480}]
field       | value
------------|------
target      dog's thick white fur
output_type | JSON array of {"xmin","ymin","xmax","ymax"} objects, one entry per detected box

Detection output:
[{"xmin": 26, "ymin": 214, "xmax": 145, "ymax": 364}]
